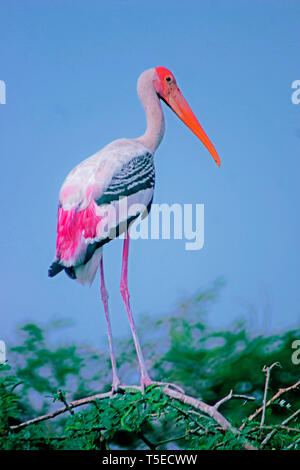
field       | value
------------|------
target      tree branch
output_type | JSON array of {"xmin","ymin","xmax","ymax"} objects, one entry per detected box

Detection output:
[
  {"xmin": 57, "ymin": 389, "xmax": 74, "ymax": 415},
  {"xmin": 260, "ymin": 408, "xmax": 300, "ymax": 448},
  {"xmin": 214, "ymin": 389, "xmax": 255, "ymax": 409},
  {"xmin": 9, "ymin": 390, "xmax": 113, "ymax": 431},
  {"xmin": 9, "ymin": 384, "xmax": 257, "ymax": 450},
  {"xmin": 239, "ymin": 379, "xmax": 300, "ymax": 432},
  {"xmin": 260, "ymin": 362, "xmax": 280, "ymax": 430}
]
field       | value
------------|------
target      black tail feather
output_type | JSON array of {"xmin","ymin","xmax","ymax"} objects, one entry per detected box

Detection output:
[
  {"xmin": 64, "ymin": 266, "xmax": 76, "ymax": 279},
  {"xmin": 48, "ymin": 260, "xmax": 77, "ymax": 280},
  {"xmin": 48, "ymin": 261, "xmax": 64, "ymax": 278}
]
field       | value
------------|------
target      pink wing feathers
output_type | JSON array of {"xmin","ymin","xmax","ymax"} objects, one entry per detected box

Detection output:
[
  {"xmin": 48, "ymin": 151, "xmax": 113, "ymax": 279},
  {"xmin": 56, "ymin": 202, "xmax": 101, "ymax": 264},
  {"xmin": 49, "ymin": 139, "xmax": 154, "ymax": 283}
]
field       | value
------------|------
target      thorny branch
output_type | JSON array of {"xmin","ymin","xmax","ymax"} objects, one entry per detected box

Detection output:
[
  {"xmin": 9, "ymin": 384, "xmax": 257, "ymax": 450},
  {"xmin": 240, "ymin": 379, "xmax": 300, "ymax": 432},
  {"xmin": 8, "ymin": 379, "xmax": 300, "ymax": 450},
  {"xmin": 57, "ymin": 389, "xmax": 74, "ymax": 416},
  {"xmin": 260, "ymin": 362, "xmax": 280, "ymax": 430},
  {"xmin": 214, "ymin": 390, "xmax": 255, "ymax": 409},
  {"xmin": 260, "ymin": 408, "xmax": 300, "ymax": 449}
]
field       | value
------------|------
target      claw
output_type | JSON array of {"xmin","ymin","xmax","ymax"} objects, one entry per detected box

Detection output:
[
  {"xmin": 140, "ymin": 375, "xmax": 154, "ymax": 392},
  {"xmin": 111, "ymin": 378, "xmax": 122, "ymax": 394},
  {"xmin": 154, "ymin": 381, "xmax": 185, "ymax": 394},
  {"xmin": 140, "ymin": 377, "xmax": 184, "ymax": 394}
]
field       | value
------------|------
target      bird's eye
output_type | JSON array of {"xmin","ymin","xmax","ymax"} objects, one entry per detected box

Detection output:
[{"xmin": 166, "ymin": 76, "xmax": 171, "ymax": 82}]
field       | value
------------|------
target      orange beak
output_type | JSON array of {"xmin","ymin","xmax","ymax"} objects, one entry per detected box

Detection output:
[{"xmin": 162, "ymin": 86, "xmax": 221, "ymax": 167}]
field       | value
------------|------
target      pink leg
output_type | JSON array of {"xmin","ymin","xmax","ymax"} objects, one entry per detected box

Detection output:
[
  {"xmin": 120, "ymin": 233, "xmax": 152, "ymax": 388},
  {"xmin": 100, "ymin": 253, "xmax": 120, "ymax": 391}
]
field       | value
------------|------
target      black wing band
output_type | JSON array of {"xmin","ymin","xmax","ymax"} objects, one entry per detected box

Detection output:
[{"xmin": 96, "ymin": 152, "xmax": 155, "ymax": 206}]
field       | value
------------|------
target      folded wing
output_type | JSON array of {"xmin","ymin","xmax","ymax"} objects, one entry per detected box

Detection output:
[{"xmin": 49, "ymin": 142, "xmax": 155, "ymax": 284}]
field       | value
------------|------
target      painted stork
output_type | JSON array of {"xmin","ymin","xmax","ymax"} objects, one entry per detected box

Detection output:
[{"xmin": 49, "ymin": 67, "xmax": 220, "ymax": 391}]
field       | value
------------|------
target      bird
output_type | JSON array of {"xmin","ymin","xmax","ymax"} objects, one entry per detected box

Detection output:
[{"xmin": 49, "ymin": 66, "xmax": 220, "ymax": 391}]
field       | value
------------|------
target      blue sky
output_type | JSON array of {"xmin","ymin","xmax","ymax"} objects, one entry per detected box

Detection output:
[{"xmin": 0, "ymin": 0, "xmax": 299, "ymax": 349}]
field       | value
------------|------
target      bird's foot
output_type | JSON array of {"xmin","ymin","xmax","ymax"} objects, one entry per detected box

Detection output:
[
  {"xmin": 152, "ymin": 381, "xmax": 185, "ymax": 394},
  {"xmin": 111, "ymin": 377, "xmax": 122, "ymax": 394},
  {"xmin": 140, "ymin": 375, "xmax": 154, "ymax": 392},
  {"xmin": 140, "ymin": 376, "xmax": 184, "ymax": 394}
]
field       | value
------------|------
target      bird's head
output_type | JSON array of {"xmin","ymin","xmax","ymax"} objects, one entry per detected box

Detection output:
[{"xmin": 153, "ymin": 66, "xmax": 220, "ymax": 167}]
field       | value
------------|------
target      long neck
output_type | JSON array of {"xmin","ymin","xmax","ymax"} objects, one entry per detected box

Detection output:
[{"xmin": 136, "ymin": 83, "xmax": 165, "ymax": 154}]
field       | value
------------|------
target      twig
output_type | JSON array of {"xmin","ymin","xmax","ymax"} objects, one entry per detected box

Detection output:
[
  {"xmin": 162, "ymin": 388, "xmax": 257, "ymax": 450},
  {"xmin": 167, "ymin": 403, "xmax": 207, "ymax": 432},
  {"xmin": 260, "ymin": 408, "xmax": 300, "ymax": 449},
  {"xmin": 57, "ymin": 389, "xmax": 74, "ymax": 416},
  {"xmin": 154, "ymin": 426, "xmax": 204, "ymax": 449},
  {"xmin": 248, "ymin": 425, "xmax": 300, "ymax": 434},
  {"xmin": 9, "ymin": 390, "xmax": 113, "ymax": 431},
  {"xmin": 260, "ymin": 363, "xmax": 280, "ymax": 430},
  {"xmin": 240, "ymin": 379, "xmax": 300, "ymax": 432},
  {"xmin": 285, "ymin": 436, "xmax": 300, "ymax": 450},
  {"xmin": 214, "ymin": 389, "xmax": 255, "ymax": 409}
]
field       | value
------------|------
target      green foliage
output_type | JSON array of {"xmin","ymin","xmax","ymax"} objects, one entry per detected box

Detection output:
[
  {"xmin": 1, "ymin": 281, "xmax": 299, "ymax": 450},
  {"xmin": 0, "ymin": 364, "xmax": 22, "ymax": 432}
]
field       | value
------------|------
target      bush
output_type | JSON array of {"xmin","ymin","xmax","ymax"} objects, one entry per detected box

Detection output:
[{"xmin": 1, "ymin": 282, "xmax": 299, "ymax": 450}]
